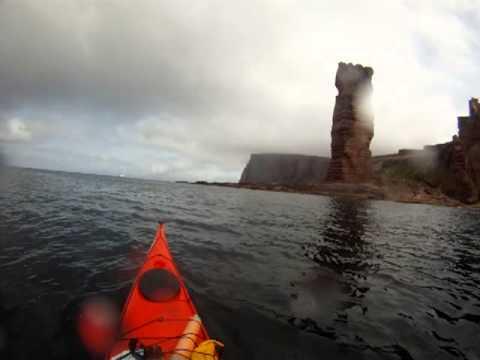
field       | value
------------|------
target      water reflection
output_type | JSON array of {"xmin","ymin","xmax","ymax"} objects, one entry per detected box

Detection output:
[
  {"xmin": 289, "ymin": 198, "xmax": 377, "ymax": 340},
  {"xmin": 304, "ymin": 198, "xmax": 374, "ymax": 277}
]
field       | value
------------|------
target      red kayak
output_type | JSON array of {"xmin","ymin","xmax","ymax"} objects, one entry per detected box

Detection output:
[{"xmin": 106, "ymin": 224, "xmax": 222, "ymax": 359}]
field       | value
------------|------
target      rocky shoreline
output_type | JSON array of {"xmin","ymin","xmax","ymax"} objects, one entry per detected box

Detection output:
[{"xmin": 191, "ymin": 180, "xmax": 479, "ymax": 208}]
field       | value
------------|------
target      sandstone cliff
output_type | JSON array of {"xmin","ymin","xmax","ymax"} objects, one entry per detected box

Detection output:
[
  {"xmin": 458, "ymin": 98, "xmax": 480, "ymax": 193},
  {"xmin": 425, "ymin": 98, "xmax": 480, "ymax": 203},
  {"xmin": 239, "ymin": 153, "xmax": 329, "ymax": 185},
  {"xmin": 326, "ymin": 62, "xmax": 374, "ymax": 182}
]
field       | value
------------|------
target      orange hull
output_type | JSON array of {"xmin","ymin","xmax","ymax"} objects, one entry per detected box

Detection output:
[{"xmin": 108, "ymin": 224, "xmax": 208, "ymax": 359}]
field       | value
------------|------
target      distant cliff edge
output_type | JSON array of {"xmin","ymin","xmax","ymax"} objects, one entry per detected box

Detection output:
[{"xmin": 240, "ymin": 153, "xmax": 329, "ymax": 185}]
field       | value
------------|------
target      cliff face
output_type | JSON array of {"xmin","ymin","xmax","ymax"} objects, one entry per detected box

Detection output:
[
  {"xmin": 428, "ymin": 97, "xmax": 480, "ymax": 203},
  {"xmin": 239, "ymin": 153, "xmax": 329, "ymax": 185},
  {"xmin": 373, "ymin": 97, "xmax": 480, "ymax": 204},
  {"xmin": 326, "ymin": 62, "xmax": 374, "ymax": 182},
  {"xmin": 458, "ymin": 98, "xmax": 480, "ymax": 191},
  {"xmin": 434, "ymin": 137, "xmax": 478, "ymax": 203}
]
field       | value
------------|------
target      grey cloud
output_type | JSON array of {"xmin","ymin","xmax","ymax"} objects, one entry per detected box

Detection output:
[
  {"xmin": 0, "ymin": 1, "xmax": 278, "ymax": 119},
  {"xmin": 1, "ymin": 0, "xmax": 479, "ymax": 180}
]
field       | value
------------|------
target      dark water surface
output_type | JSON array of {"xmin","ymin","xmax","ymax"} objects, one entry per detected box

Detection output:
[{"xmin": 1, "ymin": 167, "xmax": 479, "ymax": 359}]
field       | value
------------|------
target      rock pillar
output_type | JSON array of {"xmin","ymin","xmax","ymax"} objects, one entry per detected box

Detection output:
[{"xmin": 326, "ymin": 62, "xmax": 374, "ymax": 182}]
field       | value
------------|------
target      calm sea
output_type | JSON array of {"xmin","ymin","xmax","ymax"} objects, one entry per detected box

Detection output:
[{"xmin": 0, "ymin": 167, "xmax": 479, "ymax": 359}]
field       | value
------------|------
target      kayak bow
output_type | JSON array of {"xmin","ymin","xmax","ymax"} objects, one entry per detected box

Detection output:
[{"xmin": 108, "ymin": 224, "xmax": 220, "ymax": 359}]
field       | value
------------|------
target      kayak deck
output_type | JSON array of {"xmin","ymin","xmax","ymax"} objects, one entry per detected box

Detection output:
[{"xmin": 108, "ymin": 224, "xmax": 208, "ymax": 359}]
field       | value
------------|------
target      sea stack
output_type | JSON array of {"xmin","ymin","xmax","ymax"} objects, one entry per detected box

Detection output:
[{"xmin": 326, "ymin": 62, "xmax": 374, "ymax": 182}]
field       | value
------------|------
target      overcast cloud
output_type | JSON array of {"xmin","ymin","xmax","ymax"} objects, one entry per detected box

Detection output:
[{"xmin": 0, "ymin": 0, "xmax": 479, "ymax": 180}]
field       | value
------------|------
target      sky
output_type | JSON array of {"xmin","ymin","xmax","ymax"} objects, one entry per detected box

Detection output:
[{"xmin": 0, "ymin": 0, "xmax": 479, "ymax": 181}]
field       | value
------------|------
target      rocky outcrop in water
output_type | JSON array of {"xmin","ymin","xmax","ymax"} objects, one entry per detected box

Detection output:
[
  {"xmin": 239, "ymin": 153, "xmax": 329, "ymax": 185},
  {"xmin": 326, "ymin": 62, "xmax": 374, "ymax": 183}
]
